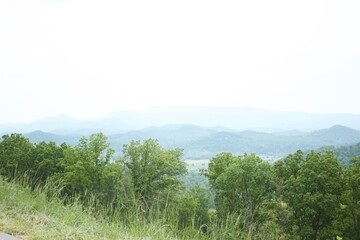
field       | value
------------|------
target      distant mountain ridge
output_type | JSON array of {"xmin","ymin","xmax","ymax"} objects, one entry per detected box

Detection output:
[
  {"xmin": 14, "ymin": 124, "xmax": 360, "ymax": 160},
  {"xmin": 181, "ymin": 125, "xmax": 360, "ymax": 159},
  {"xmin": 1, "ymin": 107, "xmax": 360, "ymax": 134},
  {"xmin": 2, "ymin": 107, "xmax": 360, "ymax": 159},
  {"xmin": 105, "ymin": 107, "xmax": 360, "ymax": 131}
]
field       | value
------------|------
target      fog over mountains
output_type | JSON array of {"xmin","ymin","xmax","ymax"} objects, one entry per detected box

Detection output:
[
  {"xmin": 2, "ymin": 107, "xmax": 360, "ymax": 134},
  {"xmin": 2, "ymin": 107, "xmax": 360, "ymax": 160},
  {"xmin": 14, "ymin": 124, "xmax": 360, "ymax": 160}
]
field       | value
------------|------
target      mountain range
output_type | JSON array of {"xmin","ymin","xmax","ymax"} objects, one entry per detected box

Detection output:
[
  {"xmin": 15, "ymin": 124, "xmax": 360, "ymax": 160},
  {"xmin": 1, "ymin": 107, "xmax": 360, "ymax": 159},
  {"xmin": 1, "ymin": 107, "xmax": 360, "ymax": 134}
]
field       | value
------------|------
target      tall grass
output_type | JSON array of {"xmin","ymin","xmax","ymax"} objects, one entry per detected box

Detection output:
[
  {"xmin": 0, "ymin": 176, "xmax": 177, "ymax": 239},
  {"xmin": 0, "ymin": 175, "xmax": 284, "ymax": 239}
]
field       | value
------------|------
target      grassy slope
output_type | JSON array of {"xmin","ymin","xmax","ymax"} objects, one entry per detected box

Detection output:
[
  {"xmin": 0, "ymin": 177, "xmax": 277, "ymax": 240},
  {"xmin": 0, "ymin": 177, "xmax": 177, "ymax": 240}
]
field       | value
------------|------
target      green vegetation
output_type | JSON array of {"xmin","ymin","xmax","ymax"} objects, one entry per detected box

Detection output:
[
  {"xmin": 317, "ymin": 142, "xmax": 360, "ymax": 165},
  {"xmin": 0, "ymin": 176, "xmax": 192, "ymax": 239},
  {"xmin": 23, "ymin": 124, "xmax": 360, "ymax": 159},
  {"xmin": 1, "ymin": 133, "xmax": 360, "ymax": 239},
  {"xmin": 274, "ymin": 151, "xmax": 343, "ymax": 239}
]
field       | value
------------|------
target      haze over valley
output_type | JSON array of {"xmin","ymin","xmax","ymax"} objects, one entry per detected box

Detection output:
[
  {"xmin": 2, "ymin": 107, "xmax": 360, "ymax": 161},
  {"xmin": 2, "ymin": 1, "xmax": 360, "ymax": 239}
]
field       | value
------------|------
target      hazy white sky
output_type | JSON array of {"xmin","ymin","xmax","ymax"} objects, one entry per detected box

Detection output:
[{"xmin": 1, "ymin": 0, "xmax": 360, "ymax": 123}]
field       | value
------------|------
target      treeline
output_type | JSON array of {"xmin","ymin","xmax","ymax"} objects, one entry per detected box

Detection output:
[
  {"xmin": 318, "ymin": 142, "xmax": 360, "ymax": 165},
  {"xmin": 0, "ymin": 133, "xmax": 210, "ymax": 235},
  {"xmin": 0, "ymin": 133, "xmax": 360, "ymax": 239}
]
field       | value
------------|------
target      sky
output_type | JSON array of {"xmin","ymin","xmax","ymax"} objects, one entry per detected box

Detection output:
[{"xmin": 1, "ymin": 0, "xmax": 360, "ymax": 123}]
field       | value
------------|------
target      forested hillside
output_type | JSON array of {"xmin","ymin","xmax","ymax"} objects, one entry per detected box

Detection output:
[
  {"xmin": 1, "ymin": 133, "xmax": 360, "ymax": 239},
  {"xmin": 317, "ymin": 142, "xmax": 360, "ymax": 165},
  {"xmin": 22, "ymin": 124, "xmax": 360, "ymax": 159}
]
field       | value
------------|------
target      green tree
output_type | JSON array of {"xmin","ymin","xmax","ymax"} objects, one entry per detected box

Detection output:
[
  {"xmin": 122, "ymin": 139, "xmax": 186, "ymax": 214},
  {"xmin": 0, "ymin": 134, "xmax": 34, "ymax": 179},
  {"xmin": 340, "ymin": 155, "xmax": 360, "ymax": 239},
  {"xmin": 189, "ymin": 185, "xmax": 211, "ymax": 228},
  {"xmin": 284, "ymin": 151, "xmax": 343, "ymax": 239},
  {"xmin": 54, "ymin": 133, "xmax": 118, "ymax": 205},
  {"xmin": 100, "ymin": 160, "xmax": 126, "ymax": 211},
  {"xmin": 176, "ymin": 192, "xmax": 199, "ymax": 229},
  {"xmin": 77, "ymin": 132, "xmax": 114, "ymax": 166},
  {"xmin": 204, "ymin": 152, "xmax": 275, "ymax": 233},
  {"xmin": 274, "ymin": 150, "xmax": 304, "ymax": 183},
  {"xmin": 202, "ymin": 152, "xmax": 238, "ymax": 218},
  {"xmin": 273, "ymin": 150, "xmax": 304, "ymax": 235},
  {"xmin": 31, "ymin": 141, "xmax": 64, "ymax": 184}
]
